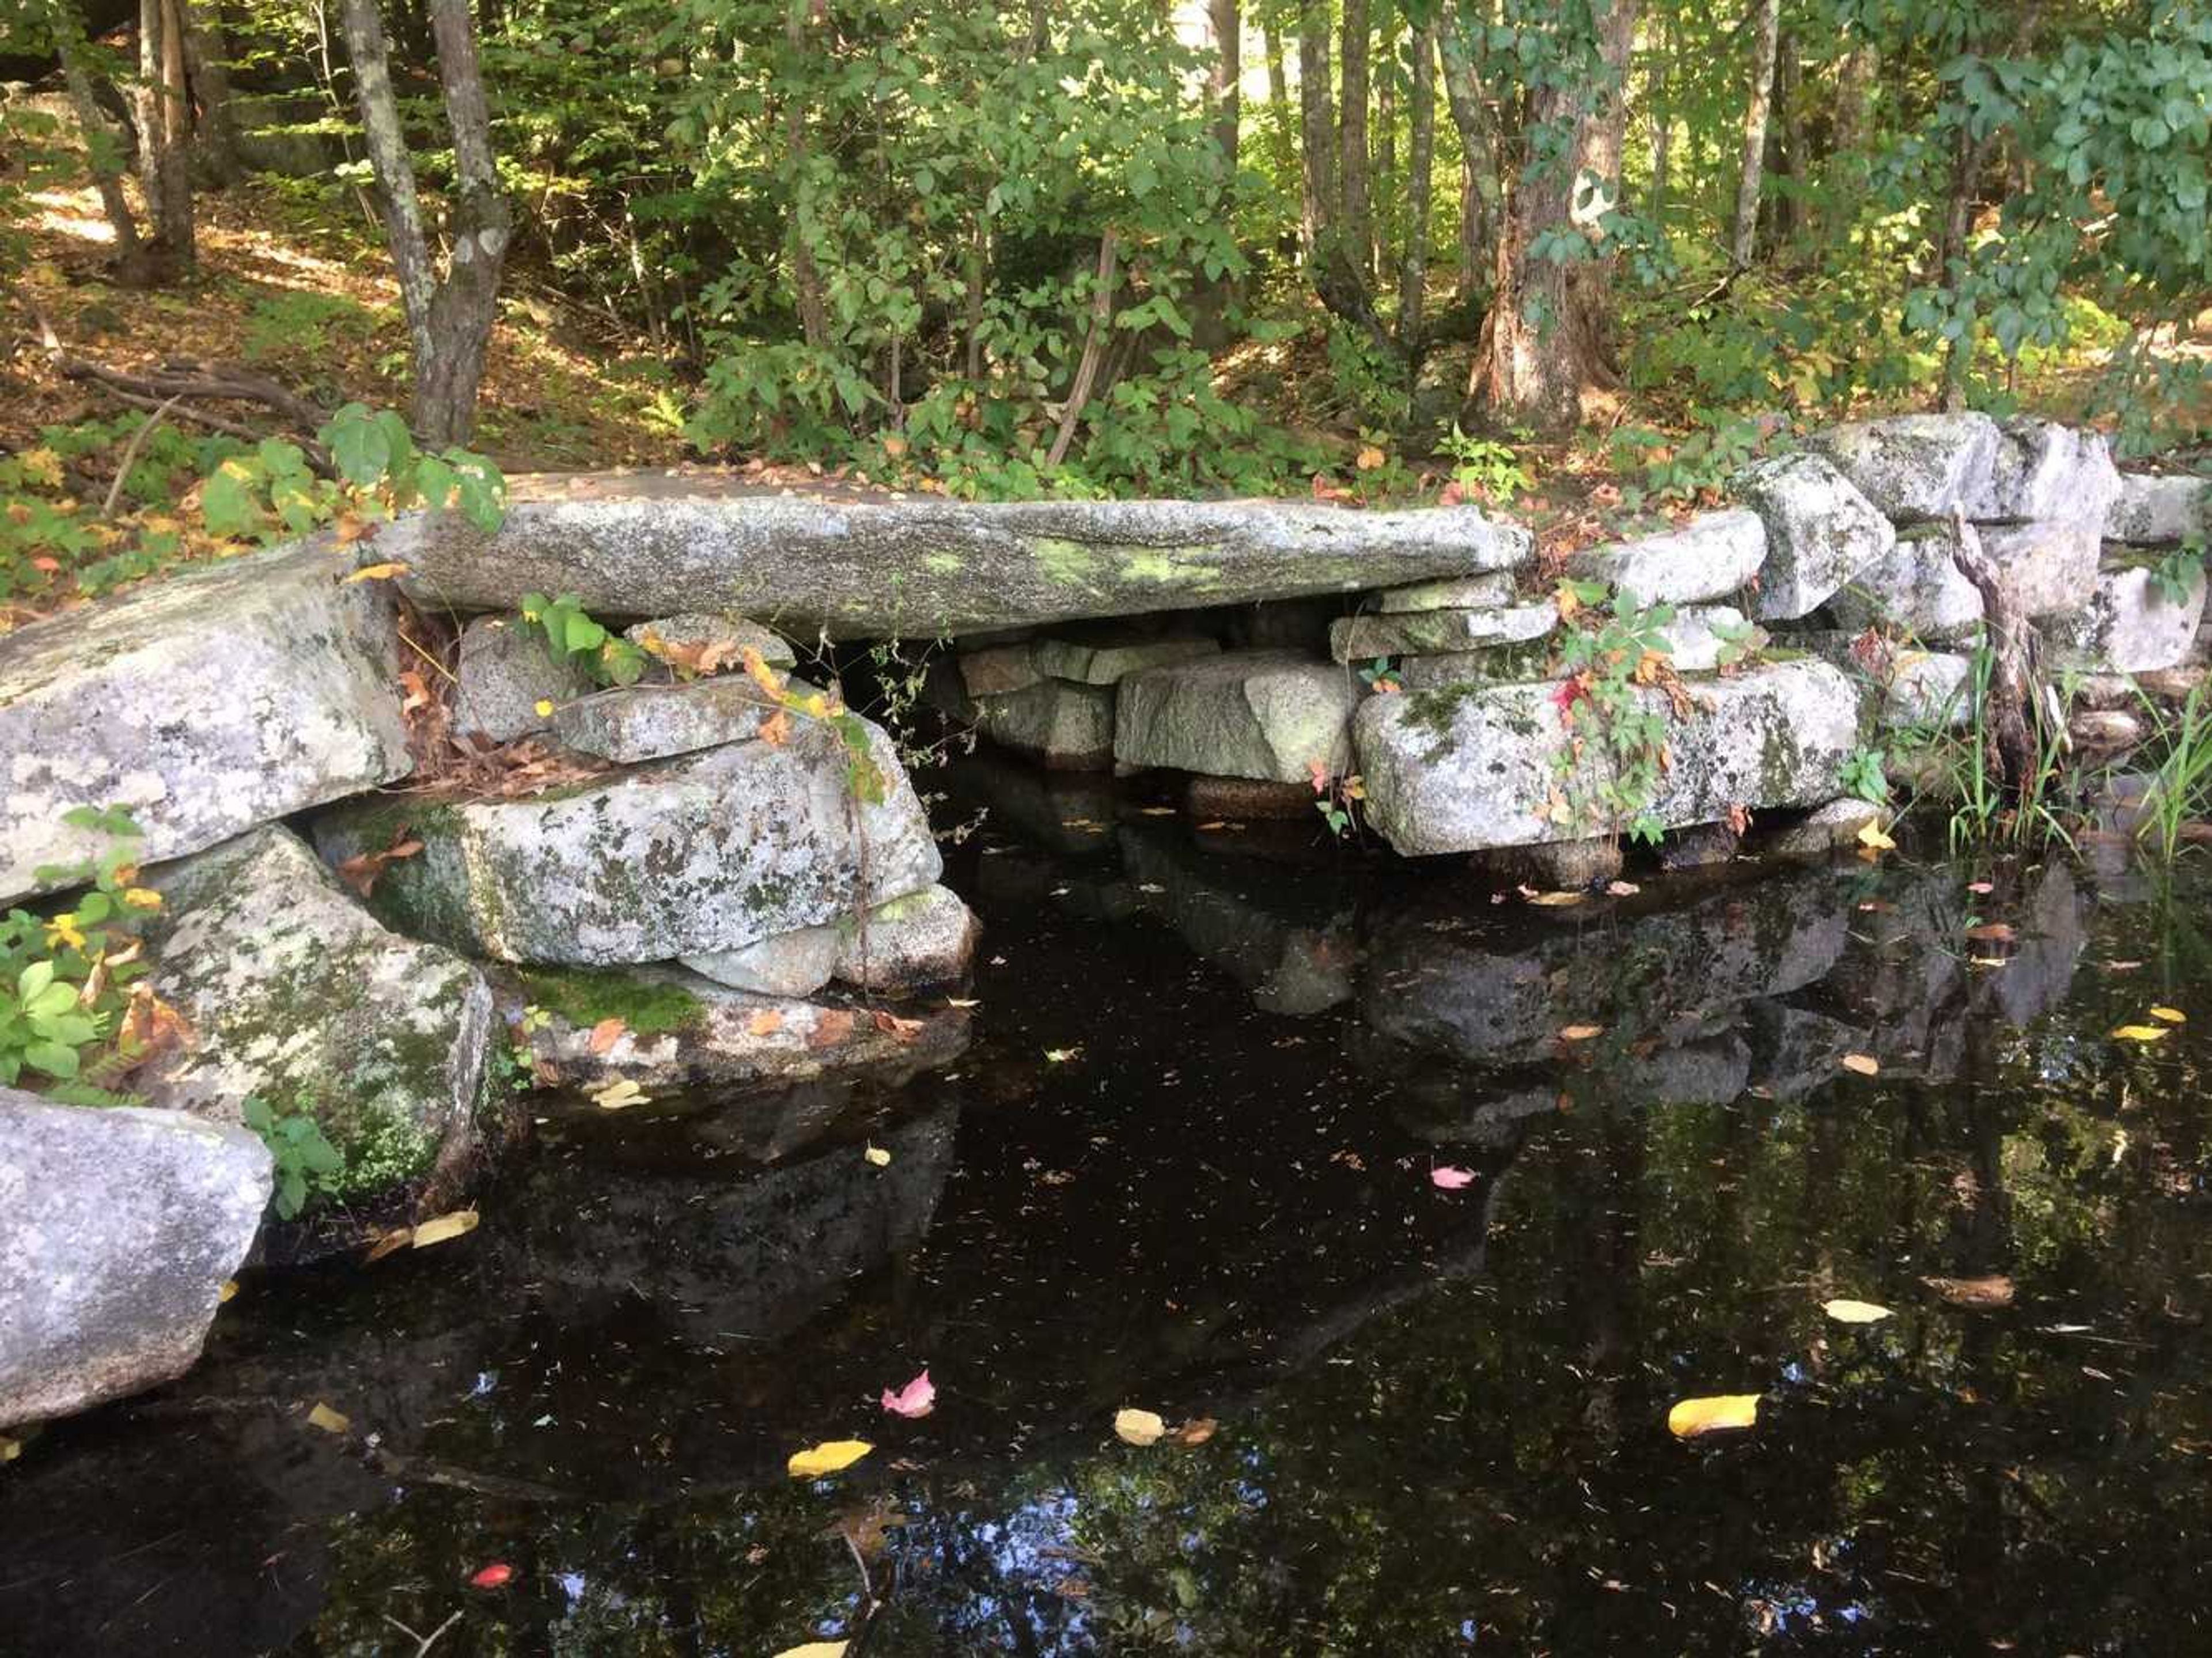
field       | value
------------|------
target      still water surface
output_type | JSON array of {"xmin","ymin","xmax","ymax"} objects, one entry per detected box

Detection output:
[{"xmin": 5, "ymin": 763, "xmax": 2211, "ymax": 1655}]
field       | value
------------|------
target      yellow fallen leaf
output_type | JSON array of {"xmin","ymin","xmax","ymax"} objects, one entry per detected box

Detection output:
[
  {"xmin": 1839, "ymin": 1053, "xmax": 1880, "ymax": 1076},
  {"xmin": 1355, "ymin": 444, "xmax": 1387, "ymax": 471},
  {"xmin": 218, "ymin": 1278, "xmax": 238, "ymax": 1303},
  {"xmin": 1558, "ymin": 1024, "xmax": 1603, "ymax": 1042},
  {"xmin": 1823, "ymin": 1299, "xmax": 1893, "ymax": 1324},
  {"xmin": 533, "ymin": 698, "xmax": 556, "ymax": 717},
  {"xmin": 344, "ymin": 562, "xmax": 411, "ymax": 583},
  {"xmin": 1526, "ymin": 889, "xmax": 1585, "ymax": 907},
  {"xmin": 864, "ymin": 1144, "xmax": 892, "ymax": 1167},
  {"xmin": 1857, "ymin": 820, "xmax": 1896, "ymax": 851},
  {"xmin": 1, "ymin": 1434, "xmax": 20, "ymax": 1462},
  {"xmin": 2112, "ymin": 1024, "xmax": 2170, "ymax": 1043},
  {"xmin": 1666, "ymin": 1394, "xmax": 1760, "ymax": 1439},
  {"xmin": 2150, "ymin": 1006, "xmax": 2187, "ymax": 1024},
  {"xmin": 787, "ymin": 1439, "xmax": 873, "ymax": 1478},
  {"xmin": 772, "ymin": 1645, "xmax": 850, "ymax": 1658},
  {"xmin": 592, "ymin": 1078, "xmax": 649, "ymax": 1110},
  {"xmin": 1113, "ymin": 1408, "xmax": 1167, "ymax": 1447},
  {"xmin": 306, "ymin": 1402, "xmax": 351, "ymax": 1434},
  {"xmin": 410, "ymin": 1209, "xmax": 480, "ymax": 1249}
]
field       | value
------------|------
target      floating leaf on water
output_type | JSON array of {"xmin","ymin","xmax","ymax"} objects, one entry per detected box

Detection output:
[
  {"xmin": 469, "ymin": 1562, "xmax": 514, "ymax": 1589},
  {"xmin": 945, "ymin": 997, "xmax": 980, "ymax": 1009},
  {"xmin": 305, "ymin": 1402, "xmax": 350, "ymax": 1435},
  {"xmin": 1113, "ymin": 1408, "xmax": 1167, "ymax": 1447},
  {"xmin": 1839, "ymin": 1053, "xmax": 1881, "ymax": 1076},
  {"xmin": 881, "ymin": 1369, "xmax": 935, "ymax": 1418},
  {"xmin": 1667, "ymin": 1394, "xmax": 1760, "ymax": 1438},
  {"xmin": 1922, "ymin": 1274, "xmax": 2014, "ymax": 1309},
  {"xmin": 1176, "ymin": 1417, "xmax": 1219, "ymax": 1447},
  {"xmin": 217, "ymin": 1279, "xmax": 238, "ymax": 1303},
  {"xmin": 787, "ymin": 1440, "xmax": 873, "ymax": 1478},
  {"xmin": 1823, "ymin": 1298, "xmax": 1893, "ymax": 1324},
  {"xmin": 1525, "ymin": 889, "xmax": 1585, "ymax": 907},
  {"xmin": 410, "ymin": 1209, "xmax": 479, "ymax": 1249},
  {"xmin": 591, "ymin": 1078, "xmax": 648, "ymax": 1110},
  {"xmin": 1558, "ymin": 1024, "xmax": 1603, "ymax": 1042},
  {"xmin": 864, "ymin": 1144, "xmax": 892, "ymax": 1168},
  {"xmin": 1857, "ymin": 820, "xmax": 1896, "ymax": 851},
  {"xmin": 1430, "ymin": 1166, "xmax": 1476, "ymax": 1190},
  {"xmin": 1, "ymin": 1434, "xmax": 20, "ymax": 1463},
  {"xmin": 1044, "ymin": 1047, "xmax": 1081, "ymax": 1063},
  {"xmin": 2150, "ymin": 1006, "xmax": 2187, "ymax": 1024},
  {"xmin": 771, "ymin": 1645, "xmax": 849, "ymax": 1658},
  {"xmin": 2112, "ymin": 1024, "xmax": 2170, "ymax": 1043}
]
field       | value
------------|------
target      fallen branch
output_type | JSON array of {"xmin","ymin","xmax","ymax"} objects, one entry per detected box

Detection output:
[
  {"xmin": 55, "ymin": 353, "xmax": 337, "ymax": 477},
  {"xmin": 1046, "ymin": 230, "xmax": 1118, "ymax": 470},
  {"xmin": 100, "ymin": 395, "xmax": 185, "ymax": 518}
]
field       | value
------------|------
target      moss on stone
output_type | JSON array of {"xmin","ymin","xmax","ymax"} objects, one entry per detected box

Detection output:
[{"xmin": 516, "ymin": 964, "xmax": 705, "ymax": 1034}]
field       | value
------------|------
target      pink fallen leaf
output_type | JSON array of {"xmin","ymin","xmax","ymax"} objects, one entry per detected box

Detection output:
[
  {"xmin": 469, "ymin": 1562, "xmax": 514, "ymax": 1589},
  {"xmin": 1430, "ymin": 1166, "xmax": 1476, "ymax": 1190},
  {"xmin": 880, "ymin": 1368, "xmax": 936, "ymax": 1418}
]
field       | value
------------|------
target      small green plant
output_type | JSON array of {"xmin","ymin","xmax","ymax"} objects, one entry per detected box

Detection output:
[
  {"xmin": 1357, "ymin": 655, "xmax": 1402, "ymax": 693},
  {"xmin": 519, "ymin": 590, "xmax": 649, "ymax": 687},
  {"xmin": 241, "ymin": 1095, "xmax": 344, "ymax": 1221},
  {"xmin": 1305, "ymin": 759, "xmax": 1367, "ymax": 838},
  {"xmin": 200, "ymin": 404, "xmax": 506, "ymax": 543},
  {"xmin": 1608, "ymin": 411, "xmax": 1764, "ymax": 509},
  {"xmin": 1550, "ymin": 584, "xmax": 1682, "ymax": 845},
  {"xmin": 1438, "ymin": 423, "xmax": 1533, "ymax": 506},
  {"xmin": 2134, "ymin": 680, "xmax": 2212, "ymax": 860},
  {"xmin": 1839, "ymin": 745, "xmax": 1892, "ymax": 806},
  {"xmin": 2150, "ymin": 537, "xmax": 2205, "ymax": 606}
]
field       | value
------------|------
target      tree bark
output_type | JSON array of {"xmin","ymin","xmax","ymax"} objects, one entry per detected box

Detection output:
[
  {"xmin": 782, "ymin": 1, "xmax": 830, "ymax": 351},
  {"xmin": 178, "ymin": 0, "xmax": 243, "ymax": 185},
  {"xmin": 1296, "ymin": 1, "xmax": 1336, "ymax": 266},
  {"xmin": 1191, "ymin": 0, "xmax": 1243, "ymax": 349},
  {"xmin": 44, "ymin": 0, "xmax": 151, "ymax": 283},
  {"xmin": 1339, "ymin": 0, "xmax": 1372, "ymax": 277},
  {"xmin": 133, "ymin": 0, "xmax": 195, "ymax": 274},
  {"xmin": 1397, "ymin": 21, "xmax": 1437, "ymax": 346},
  {"xmin": 338, "ymin": 0, "xmax": 511, "ymax": 444},
  {"xmin": 1482, "ymin": 0, "xmax": 1639, "ymax": 432},
  {"xmin": 1647, "ymin": 10, "xmax": 1670, "ymax": 221},
  {"xmin": 1730, "ymin": 0, "xmax": 1782, "ymax": 268},
  {"xmin": 1437, "ymin": 16, "xmax": 1496, "ymax": 301}
]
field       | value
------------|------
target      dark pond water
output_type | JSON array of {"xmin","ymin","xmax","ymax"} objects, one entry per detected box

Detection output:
[{"xmin": 6, "ymin": 758, "xmax": 2212, "ymax": 1656}]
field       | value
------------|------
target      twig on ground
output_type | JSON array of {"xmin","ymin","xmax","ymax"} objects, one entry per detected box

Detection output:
[
  {"xmin": 101, "ymin": 395, "xmax": 187, "ymax": 518},
  {"xmin": 380, "ymin": 1610, "xmax": 463, "ymax": 1657}
]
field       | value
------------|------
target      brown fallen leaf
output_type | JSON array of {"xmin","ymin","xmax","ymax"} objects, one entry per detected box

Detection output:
[
  {"xmin": 1839, "ymin": 1053, "xmax": 1881, "ymax": 1076},
  {"xmin": 1922, "ymin": 1274, "xmax": 2015, "ymax": 1309},
  {"xmin": 748, "ymin": 1007, "xmax": 786, "ymax": 1037},
  {"xmin": 1175, "ymin": 1416, "xmax": 1219, "ymax": 1447},
  {"xmin": 336, "ymin": 832, "xmax": 424, "ymax": 898},
  {"xmin": 410, "ymin": 1209, "xmax": 479, "ymax": 1249},
  {"xmin": 1558, "ymin": 1024, "xmax": 1604, "ymax": 1042},
  {"xmin": 586, "ymin": 1016, "xmax": 628, "ymax": 1055},
  {"xmin": 872, "ymin": 1009, "xmax": 925, "ymax": 1043},
  {"xmin": 810, "ymin": 1009, "xmax": 857, "ymax": 1048},
  {"xmin": 1963, "ymin": 922, "xmax": 2015, "ymax": 942}
]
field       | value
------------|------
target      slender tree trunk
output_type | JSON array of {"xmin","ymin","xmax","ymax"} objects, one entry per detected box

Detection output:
[
  {"xmin": 1263, "ymin": 13, "xmax": 1296, "ymax": 235},
  {"xmin": 134, "ymin": 0, "xmax": 195, "ymax": 274},
  {"xmin": 1730, "ymin": 0, "xmax": 1781, "ymax": 268},
  {"xmin": 1437, "ymin": 15, "xmax": 1496, "ymax": 300},
  {"xmin": 338, "ymin": 0, "xmax": 512, "ymax": 444},
  {"xmin": 782, "ymin": 1, "xmax": 830, "ymax": 350},
  {"xmin": 1483, "ymin": 0, "xmax": 1639, "ymax": 432},
  {"xmin": 46, "ymin": 0, "xmax": 151, "ymax": 283},
  {"xmin": 1647, "ymin": 12, "xmax": 1670, "ymax": 222},
  {"xmin": 1296, "ymin": 1, "xmax": 1336, "ymax": 265},
  {"xmin": 179, "ymin": 0, "xmax": 243, "ymax": 185},
  {"xmin": 1339, "ymin": 0, "xmax": 1372, "ymax": 277},
  {"xmin": 1192, "ymin": 0, "xmax": 1242, "ymax": 349},
  {"xmin": 1397, "ymin": 21, "xmax": 1437, "ymax": 346},
  {"xmin": 1374, "ymin": 7, "xmax": 1395, "ymax": 277}
]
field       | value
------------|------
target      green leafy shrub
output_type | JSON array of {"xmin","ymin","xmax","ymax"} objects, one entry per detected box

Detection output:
[
  {"xmin": 241, "ymin": 1095, "xmax": 345, "ymax": 1220},
  {"xmin": 202, "ymin": 404, "xmax": 506, "ymax": 542},
  {"xmin": 518, "ymin": 590, "xmax": 649, "ymax": 686}
]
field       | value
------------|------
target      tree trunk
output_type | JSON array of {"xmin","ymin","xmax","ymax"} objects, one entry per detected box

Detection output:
[
  {"xmin": 45, "ymin": 0, "xmax": 151, "ymax": 283},
  {"xmin": 1730, "ymin": 0, "xmax": 1781, "ymax": 269},
  {"xmin": 1647, "ymin": 12, "xmax": 1670, "ymax": 222},
  {"xmin": 1437, "ymin": 16, "xmax": 1495, "ymax": 301},
  {"xmin": 782, "ymin": 1, "xmax": 830, "ymax": 350},
  {"xmin": 179, "ymin": 0, "xmax": 243, "ymax": 185},
  {"xmin": 1296, "ymin": 1, "xmax": 1336, "ymax": 265},
  {"xmin": 134, "ymin": 0, "xmax": 195, "ymax": 275},
  {"xmin": 1339, "ymin": 0, "xmax": 1372, "ymax": 277},
  {"xmin": 1263, "ymin": 14, "xmax": 1296, "ymax": 229},
  {"xmin": 1482, "ymin": 0, "xmax": 1638, "ymax": 433},
  {"xmin": 1397, "ymin": 21, "xmax": 1437, "ymax": 346},
  {"xmin": 338, "ymin": 0, "xmax": 511, "ymax": 445},
  {"xmin": 1374, "ymin": 7, "xmax": 1395, "ymax": 276}
]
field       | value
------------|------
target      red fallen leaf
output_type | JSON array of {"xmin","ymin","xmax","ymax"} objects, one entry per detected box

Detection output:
[
  {"xmin": 1305, "ymin": 757, "xmax": 1331, "ymax": 795},
  {"xmin": 586, "ymin": 1016, "xmax": 627, "ymax": 1054},
  {"xmin": 1438, "ymin": 479, "xmax": 1467, "ymax": 506},
  {"xmin": 810, "ymin": 1009, "xmax": 857, "ymax": 1048},
  {"xmin": 336, "ymin": 833, "xmax": 423, "ymax": 898},
  {"xmin": 880, "ymin": 1368, "xmax": 936, "ymax": 1418},
  {"xmin": 469, "ymin": 1562, "xmax": 514, "ymax": 1589},
  {"xmin": 1431, "ymin": 1166, "xmax": 1475, "ymax": 1190}
]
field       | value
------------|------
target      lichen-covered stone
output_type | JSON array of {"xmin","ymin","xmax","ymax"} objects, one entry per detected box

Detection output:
[
  {"xmin": 959, "ymin": 642, "xmax": 1044, "ymax": 698},
  {"xmin": 1330, "ymin": 603, "xmax": 1558, "ymax": 663},
  {"xmin": 1395, "ymin": 641, "xmax": 1558, "ymax": 691},
  {"xmin": 2107, "ymin": 472, "xmax": 2211, "ymax": 546},
  {"xmin": 1394, "ymin": 607, "xmax": 1755, "ymax": 691},
  {"xmin": 834, "ymin": 884, "xmax": 981, "ymax": 993},
  {"xmin": 1563, "ymin": 509, "xmax": 1767, "ymax": 607},
  {"xmin": 1967, "ymin": 418, "xmax": 2121, "ymax": 524},
  {"xmin": 548, "ymin": 675, "xmax": 783, "ymax": 763},
  {"xmin": 1825, "ymin": 524, "xmax": 1984, "ymax": 641},
  {"xmin": 0, "ymin": 539, "xmax": 411, "ymax": 904},
  {"xmin": 141, "ymin": 825, "xmax": 494, "ymax": 1205},
  {"xmin": 971, "ymin": 678, "xmax": 1118, "ymax": 770},
  {"xmin": 1735, "ymin": 453, "xmax": 1896, "ymax": 621},
  {"xmin": 313, "ymin": 716, "xmax": 941, "ymax": 964},
  {"xmin": 1765, "ymin": 798, "xmax": 1883, "ymax": 861},
  {"xmin": 454, "ymin": 614, "xmax": 594, "ymax": 743},
  {"xmin": 1354, "ymin": 658, "xmax": 1857, "ymax": 856},
  {"xmin": 1116, "ymin": 649, "xmax": 1361, "ymax": 783},
  {"xmin": 1374, "ymin": 571, "xmax": 1519, "ymax": 613},
  {"xmin": 1879, "ymin": 649, "xmax": 1975, "ymax": 730},
  {"xmin": 1183, "ymin": 774, "xmax": 1316, "ymax": 819},
  {"xmin": 1029, "ymin": 631, "xmax": 1221, "ymax": 686},
  {"xmin": 683, "ymin": 923, "xmax": 840, "ymax": 997},
  {"xmin": 0, "ymin": 1092, "xmax": 270, "ymax": 1428},
  {"xmin": 623, "ymin": 611, "xmax": 796, "ymax": 667},
  {"xmin": 1805, "ymin": 412, "xmax": 2001, "ymax": 521},
  {"xmin": 382, "ymin": 487, "xmax": 1535, "ymax": 638},
  {"xmin": 2045, "ymin": 563, "xmax": 2209, "ymax": 673}
]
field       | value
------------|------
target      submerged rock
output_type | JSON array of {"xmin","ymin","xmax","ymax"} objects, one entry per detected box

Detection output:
[
  {"xmin": 1734, "ymin": 453, "xmax": 1897, "ymax": 621},
  {"xmin": 0, "ymin": 1093, "xmax": 271, "ymax": 1428},
  {"xmin": 1766, "ymin": 797, "xmax": 1883, "ymax": 861},
  {"xmin": 0, "ymin": 540, "xmax": 411, "ymax": 904},
  {"xmin": 1355, "ymin": 658, "xmax": 1857, "ymax": 857},
  {"xmin": 453, "ymin": 614, "xmax": 593, "ymax": 743},
  {"xmin": 834, "ymin": 884, "xmax": 982, "ymax": 993},
  {"xmin": 1805, "ymin": 412, "xmax": 2001, "ymax": 521},
  {"xmin": 142, "ymin": 826, "xmax": 496, "ymax": 1206},
  {"xmin": 1563, "ymin": 509, "xmax": 1767, "ymax": 607},
  {"xmin": 382, "ymin": 487, "xmax": 1534, "ymax": 638},
  {"xmin": 314, "ymin": 717, "xmax": 940, "ymax": 964},
  {"xmin": 1115, "ymin": 649, "xmax": 1360, "ymax": 783}
]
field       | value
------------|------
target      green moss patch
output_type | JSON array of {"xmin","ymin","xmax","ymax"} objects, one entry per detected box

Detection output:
[{"xmin": 516, "ymin": 965, "xmax": 706, "ymax": 1034}]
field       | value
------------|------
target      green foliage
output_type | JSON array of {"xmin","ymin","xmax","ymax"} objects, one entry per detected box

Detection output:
[
  {"xmin": 202, "ymin": 405, "xmax": 507, "ymax": 543},
  {"xmin": 2152, "ymin": 537, "xmax": 2206, "ymax": 606},
  {"xmin": 1839, "ymin": 745, "xmax": 1892, "ymax": 807},
  {"xmin": 518, "ymin": 590, "xmax": 649, "ymax": 687},
  {"xmin": 1608, "ymin": 410, "xmax": 1765, "ymax": 509},
  {"xmin": 240, "ymin": 290, "xmax": 384, "ymax": 366},
  {"xmin": 1552, "ymin": 585, "xmax": 1681, "ymax": 844},
  {"xmin": 241, "ymin": 1095, "xmax": 345, "ymax": 1221},
  {"xmin": 1438, "ymin": 423, "xmax": 1533, "ymax": 506}
]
